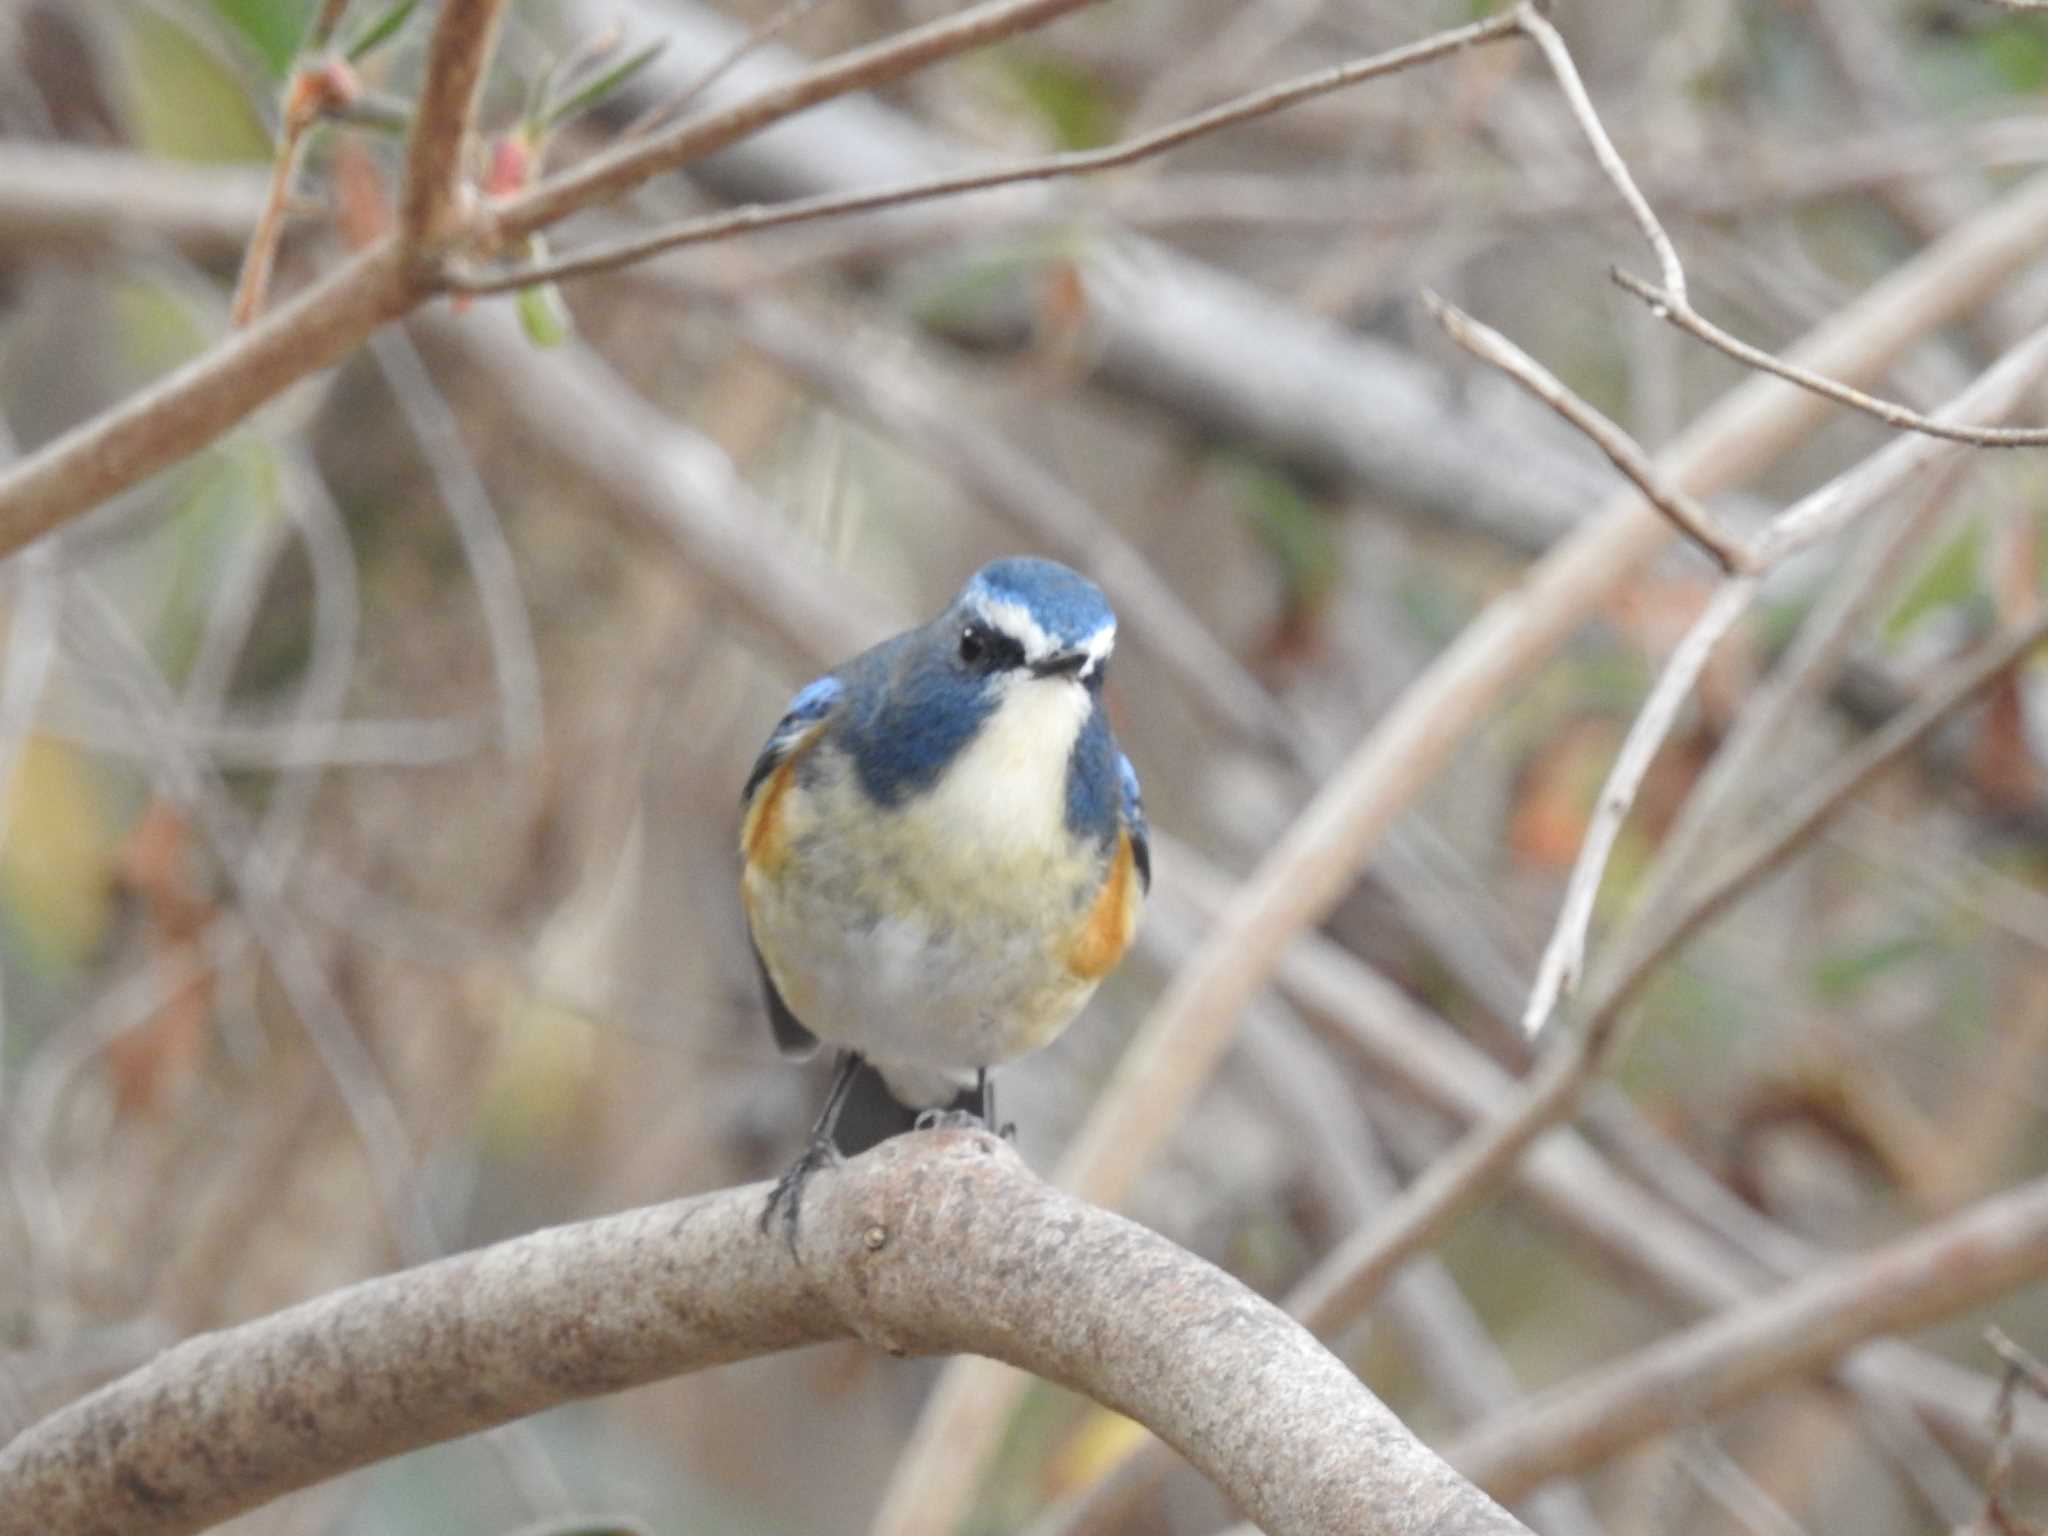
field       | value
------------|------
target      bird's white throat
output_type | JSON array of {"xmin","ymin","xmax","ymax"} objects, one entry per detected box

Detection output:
[{"xmin": 921, "ymin": 672, "xmax": 1092, "ymax": 852}]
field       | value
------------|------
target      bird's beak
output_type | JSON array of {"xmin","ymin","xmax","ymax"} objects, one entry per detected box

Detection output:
[{"xmin": 1031, "ymin": 648, "xmax": 1090, "ymax": 680}]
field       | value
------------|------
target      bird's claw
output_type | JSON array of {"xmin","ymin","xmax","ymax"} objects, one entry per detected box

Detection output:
[
  {"xmin": 760, "ymin": 1135, "xmax": 842, "ymax": 1254},
  {"xmin": 912, "ymin": 1107, "xmax": 1015, "ymax": 1140},
  {"xmin": 913, "ymin": 1107, "xmax": 985, "ymax": 1133}
]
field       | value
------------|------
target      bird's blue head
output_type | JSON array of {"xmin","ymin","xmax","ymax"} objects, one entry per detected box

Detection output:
[
  {"xmin": 831, "ymin": 558, "xmax": 1120, "ymax": 817},
  {"xmin": 952, "ymin": 556, "xmax": 1117, "ymax": 685}
]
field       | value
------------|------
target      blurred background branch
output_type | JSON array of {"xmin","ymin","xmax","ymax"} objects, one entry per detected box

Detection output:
[{"xmin": 4, "ymin": 1, "xmax": 2048, "ymax": 1535}]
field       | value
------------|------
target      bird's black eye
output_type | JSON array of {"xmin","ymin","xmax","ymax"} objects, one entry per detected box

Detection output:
[{"xmin": 959, "ymin": 623, "xmax": 988, "ymax": 666}]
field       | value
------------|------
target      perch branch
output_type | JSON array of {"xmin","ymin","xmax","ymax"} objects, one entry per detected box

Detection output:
[{"xmin": 0, "ymin": 1133, "xmax": 1526, "ymax": 1536}]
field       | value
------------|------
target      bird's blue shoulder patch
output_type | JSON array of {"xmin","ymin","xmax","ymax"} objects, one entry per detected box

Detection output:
[
  {"xmin": 837, "ymin": 630, "xmax": 996, "ymax": 806},
  {"xmin": 1118, "ymin": 751, "xmax": 1150, "ymax": 891},
  {"xmin": 742, "ymin": 674, "xmax": 843, "ymax": 804},
  {"xmin": 1063, "ymin": 705, "xmax": 1121, "ymax": 850}
]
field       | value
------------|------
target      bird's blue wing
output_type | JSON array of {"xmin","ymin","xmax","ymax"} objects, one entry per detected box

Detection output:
[
  {"xmin": 741, "ymin": 675, "xmax": 843, "ymax": 806},
  {"xmin": 742, "ymin": 675, "xmax": 843, "ymax": 1060},
  {"xmin": 1118, "ymin": 752, "xmax": 1150, "ymax": 892}
]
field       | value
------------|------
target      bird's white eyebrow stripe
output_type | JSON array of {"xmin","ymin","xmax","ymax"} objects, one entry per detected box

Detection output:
[
  {"xmin": 1078, "ymin": 622, "xmax": 1115, "ymax": 676},
  {"xmin": 970, "ymin": 594, "xmax": 1057, "ymax": 662},
  {"xmin": 969, "ymin": 595, "xmax": 1116, "ymax": 673}
]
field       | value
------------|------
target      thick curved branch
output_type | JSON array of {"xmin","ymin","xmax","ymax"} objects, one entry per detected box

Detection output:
[{"xmin": 0, "ymin": 1132, "xmax": 1526, "ymax": 1536}]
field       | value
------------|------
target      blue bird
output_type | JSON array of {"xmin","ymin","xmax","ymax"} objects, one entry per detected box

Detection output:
[{"xmin": 740, "ymin": 557, "xmax": 1149, "ymax": 1237}]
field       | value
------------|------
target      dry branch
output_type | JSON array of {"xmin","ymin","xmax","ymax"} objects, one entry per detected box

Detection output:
[
  {"xmin": 0, "ymin": 1132, "xmax": 1527, "ymax": 1536},
  {"xmin": 0, "ymin": 146, "xmax": 267, "ymax": 255},
  {"xmin": 398, "ymin": 0, "xmax": 510, "ymax": 250},
  {"xmin": 1615, "ymin": 270, "xmax": 2048, "ymax": 447},
  {"xmin": 0, "ymin": 245, "xmax": 412, "ymax": 560},
  {"xmin": 876, "ymin": 169, "xmax": 2048, "ymax": 1536},
  {"xmin": 489, "ymin": 0, "xmax": 1105, "ymax": 238},
  {"xmin": 1448, "ymin": 1170, "xmax": 2048, "ymax": 1501},
  {"xmin": 455, "ymin": 8, "xmax": 1524, "ymax": 293}
]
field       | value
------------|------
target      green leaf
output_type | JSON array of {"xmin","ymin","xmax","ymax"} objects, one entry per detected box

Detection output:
[
  {"xmin": 125, "ymin": 9, "xmax": 274, "ymax": 162},
  {"xmin": 206, "ymin": 0, "xmax": 309, "ymax": 77},
  {"xmin": 541, "ymin": 38, "xmax": 668, "ymax": 133},
  {"xmin": 1980, "ymin": 20, "xmax": 2048, "ymax": 95},
  {"xmin": 342, "ymin": 0, "xmax": 420, "ymax": 63},
  {"xmin": 999, "ymin": 50, "xmax": 1119, "ymax": 150},
  {"xmin": 516, "ymin": 265, "xmax": 574, "ymax": 348}
]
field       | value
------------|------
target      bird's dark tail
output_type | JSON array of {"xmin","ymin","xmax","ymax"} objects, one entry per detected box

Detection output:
[{"xmin": 830, "ymin": 1057, "xmax": 980, "ymax": 1157}]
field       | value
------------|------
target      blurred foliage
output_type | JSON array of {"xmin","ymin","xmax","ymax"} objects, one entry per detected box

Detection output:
[
  {"xmin": 7, "ymin": 1, "xmax": 2048, "ymax": 1533},
  {"xmin": 994, "ymin": 48, "xmax": 1122, "ymax": 150},
  {"xmin": 0, "ymin": 735, "xmax": 119, "ymax": 976},
  {"xmin": 121, "ymin": 8, "xmax": 270, "ymax": 161},
  {"xmin": 209, "ymin": 0, "xmax": 311, "ymax": 77}
]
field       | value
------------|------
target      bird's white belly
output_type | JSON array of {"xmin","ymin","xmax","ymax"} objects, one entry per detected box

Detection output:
[{"xmin": 745, "ymin": 714, "xmax": 1109, "ymax": 1072}]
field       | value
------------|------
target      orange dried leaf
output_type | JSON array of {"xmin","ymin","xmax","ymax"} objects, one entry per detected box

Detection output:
[{"xmin": 333, "ymin": 136, "xmax": 392, "ymax": 250}]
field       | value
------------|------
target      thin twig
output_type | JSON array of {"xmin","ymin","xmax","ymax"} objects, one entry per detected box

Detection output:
[
  {"xmin": 1445, "ymin": 1167, "xmax": 2048, "ymax": 1502},
  {"xmin": 1035, "ymin": 841, "xmax": 2038, "ymax": 1535},
  {"xmin": 369, "ymin": 329, "xmax": 545, "ymax": 758},
  {"xmin": 1980, "ymin": 1327, "xmax": 2048, "ymax": 1534},
  {"xmin": 1518, "ymin": 577, "xmax": 1759, "ymax": 1039},
  {"xmin": 622, "ymin": 0, "xmax": 837, "ymax": 138},
  {"xmin": 1425, "ymin": 291, "xmax": 1750, "ymax": 573},
  {"xmin": 455, "ymin": 9, "xmax": 1524, "ymax": 293},
  {"xmin": 63, "ymin": 586, "xmax": 445, "ymax": 1267},
  {"xmin": 398, "ymin": 0, "xmax": 510, "ymax": 249},
  {"xmin": 1516, "ymin": 1, "xmax": 1687, "ymax": 305},
  {"xmin": 876, "ymin": 171, "xmax": 2048, "ymax": 1536},
  {"xmin": 1286, "ymin": 603, "xmax": 2048, "ymax": 1384},
  {"xmin": 1616, "ymin": 269, "xmax": 2048, "ymax": 447},
  {"xmin": 229, "ymin": 0, "xmax": 362, "ymax": 323},
  {"xmin": 1602, "ymin": 467, "xmax": 1962, "ymax": 988},
  {"xmin": 491, "ymin": 0, "xmax": 1105, "ymax": 239}
]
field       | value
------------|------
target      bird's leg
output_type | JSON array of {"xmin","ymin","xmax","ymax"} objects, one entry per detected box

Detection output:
[
  {"xmin": 761, "ymin": 1050, "xmax": 864, "ymax": 1251},
  {"xmin": 977, "ymin": 1067, "xmax": 1016, "ymax": 1141}
]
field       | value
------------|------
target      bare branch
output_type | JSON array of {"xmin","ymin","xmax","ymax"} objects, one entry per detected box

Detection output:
[
  {"xmin": 399, "ymin": 0, "xmax": 510, "ymax": 249},
  {"xmin": 1424, "ymin": 292, "xmax": 1750, "ymax": 573},
  {"xmin": 621, "ymin": 0, "xmax": 837, "ymax": 138},
  {"xmin": 1516, "ymin": 2, "xmax": 1686, "ymax": 304},
  {"xmin": 490, "ymin": 0, "xmax": 1107, "ymax": 240},
  {"xmin": 0, "ymin": 244, "xmax": 411, "ymax": 562},
  {"xmin": 1447, "ymin": 1169, "xmax": 2048, "ymax": 1501},
  {"xmin": 0, "ymin": 146, "xmax": 266, "ymax": 254},
  {"xmin": 1615, "ymin": 269, "xmax": 2048, "ymax": 447},
  {"xmin": 368, "ymin": 328, "xmax": 544, "ymax": 758},
  {"xmin": 877, "ymin": 170, "xmax": 2048, "ymax": 1535},
  {"xmin": 0, "ymin": 1134, "xmax": 1527, "ymax": 1536},
  {"xmin": 1290, "ymin": 594, "xmax": 2048, "ymax": 1337},
  {"xmin": 1518, "ymin": 577, "xmax": 1758, "ymax": 1039},
  {"xmin": 454, "ymin": 9, "xmax": 1524, "ymax": 292},
  {"xmin": 231, "ymin": 48, "xmax": 361, "ymax": 325}
]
